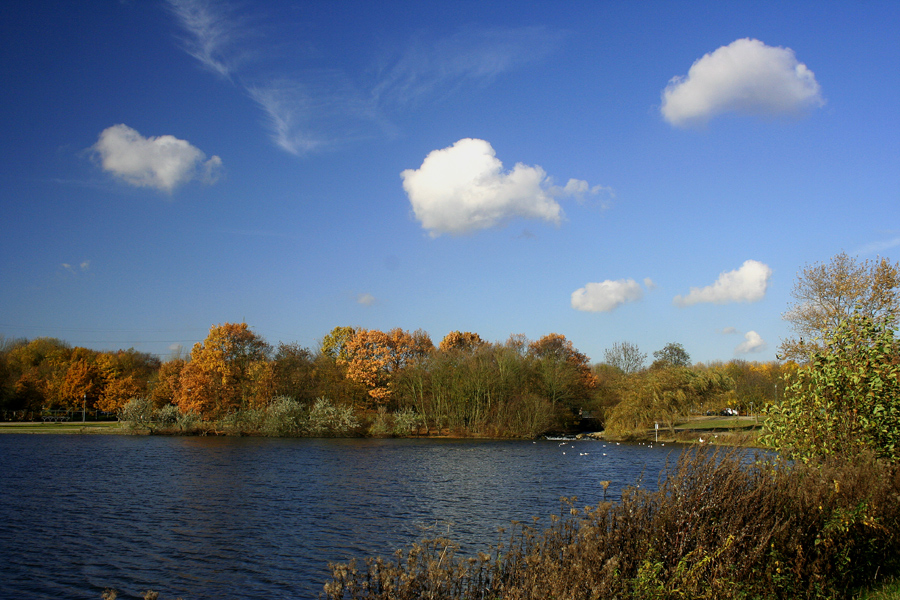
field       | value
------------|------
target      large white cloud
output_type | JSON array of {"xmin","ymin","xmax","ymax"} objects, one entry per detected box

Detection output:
[
  {"xmin": 401, "ymin": 138, "xmax": 602, "ymax": 236},
  {"xmin": 661, "ymin": 38, "xmax": 824, "ymax": 127},
  {"xmin": 92, "ymin": 124, "xmax": 223, "ymax": 192},
  {"xmin": 571, "ymin": 278, "xmax": 648, "ymax": 313},
  {"xmin": 735, "ymin": 331, "xmax": 767, "ymax": 354},
  {"xmin": 674, "ymin": 260, "xmax": 772, "ymax": 306}
]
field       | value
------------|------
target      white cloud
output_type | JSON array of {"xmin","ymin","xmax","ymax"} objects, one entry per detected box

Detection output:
[
  {"xmin": 92, "ymin": 124, "xmax": 223, "ymax": 192},
  {"xmin": 674, "ymin": 260, "xmax": 772, "ymax": 306},
  {"xmin": 357, "ymin": 293, "xmax": 376, "ymax": 306},
  {"xmin": 571, "ymin": 279, "xmax": 645, "ymax": 313},
  {"xmin": 720, "ymin": 326, "xmax": 738, "ymax": 335},
  {"xmin": 735, "ymin": 331, "xmax": 767, "ymax": 354},
  {"xmin": 661, "ymin": 38, "xmax": 824, "ymax": 127},
  {"xmin": 402, "ymin": 138, "xmax": 606, "ymax": 236}
]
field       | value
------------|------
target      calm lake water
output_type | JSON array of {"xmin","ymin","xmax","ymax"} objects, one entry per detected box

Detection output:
[{"xmin": 0, "ymin": 435, "xmax": 689, "ymax": 599}]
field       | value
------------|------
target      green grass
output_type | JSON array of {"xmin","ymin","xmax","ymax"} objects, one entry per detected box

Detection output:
[
  {"xmin": 675, "ymin": 415, "xmax": 760, "ymax": 430},
  {"xmin": 0, "ymin": 421, "xmax": 123, "ymax": 434},
  {"xmin": 856, "ymin": 576, "xmax": 900, "ymax": 599}
]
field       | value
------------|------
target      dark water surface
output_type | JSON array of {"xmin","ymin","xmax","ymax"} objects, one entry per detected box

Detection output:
[{"xmin": 0, "ymin": 435, "xmax": 686, "ymax": 599}]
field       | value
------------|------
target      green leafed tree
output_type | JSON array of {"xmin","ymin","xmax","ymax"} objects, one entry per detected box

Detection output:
[{"xmin": 764, "ymin": 311, "xmax": 900, "ymax": 462}]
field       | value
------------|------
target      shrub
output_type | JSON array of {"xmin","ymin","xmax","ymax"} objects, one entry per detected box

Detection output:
[
  {"xmin": 263, "ymin": 396, "xmax": 306, "ymax": 436},
  {"xmin": 119, "ymin": 397, "xmax": 154, "ymax": 427},
  {"xmin": 153, "ymin": 403, "xmax": 180, "ymax": 426},
  {"xmin": 307, "ymin": 397, "xmax": 359, "ymax": 436}
]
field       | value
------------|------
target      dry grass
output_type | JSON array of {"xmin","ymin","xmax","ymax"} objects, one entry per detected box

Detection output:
[{"xmin": 324, "ymin": 448, "xmax": 900, "ymax": 599}]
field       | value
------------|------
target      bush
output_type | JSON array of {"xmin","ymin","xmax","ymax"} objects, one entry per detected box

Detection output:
[
  {"xmin": 263, "ymin": 396, "xmax": 306, "ymax": 436},
  {"xmin": 324, "ymin": 448, "xmax": 900, "ymax": 600},
  {"xmin": 307, "ymin": 397, "xmax": 358, "ymax": 436},
  {"xmin": 153, "ymin": 403, "xmax": 180, "ymax": 426},
  {"xmin": 119, "ymin": 397, "xmax": 154, "ymax": 427}
]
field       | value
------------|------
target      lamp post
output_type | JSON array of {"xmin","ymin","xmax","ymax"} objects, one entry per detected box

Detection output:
[{"xmin": 83, "ymin": 393, "xmax": 86, "ymax": 423}]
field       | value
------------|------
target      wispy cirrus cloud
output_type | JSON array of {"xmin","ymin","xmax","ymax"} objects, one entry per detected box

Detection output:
[
  {"xmin": 372, "ymin": 26, "xmax": 564, "ymax": 106},
  {"xmin": 165, "ymin": 1, "xmax": 565, "ymax": 155}
]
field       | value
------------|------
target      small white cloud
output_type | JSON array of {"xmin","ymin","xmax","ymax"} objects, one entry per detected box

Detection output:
[
  {"xmin": 643, "ymin": 278, "xmax": 657, "ymax": 291},
  {"xmin": 357, "ymin": 293, "xmax": 376, "ymax": 306},
  {"xmin": 403, "ymin": 138, "xmax": 602, "ymax": 236},
  {"xmin": 674, "ymin": 260, "xmax": 772, "ymax": 306},
  {"xmin": 92, "ymin": 124, "xmax": 223, "ymax": 192},
  {"xmin": 571, "ymin": 279, "xmax": 645, "ymax": 313},
  {"xmin": 79, "ymin": 261, "xmax": 90, "ymax": 271},
  {"xmin": 661, "ymin": 38, "xmax": 824, "ymax": 128},
  {"xmin": 855, "ymin": 236, "xmax": 900, "ymax": 256},
  {"xmin": 735, "ymin": 331, "xmax": 767, "ymax": 354},
  {"xmin": 721, "ymin": 326, "xmax": 739, "ymax": 335}
]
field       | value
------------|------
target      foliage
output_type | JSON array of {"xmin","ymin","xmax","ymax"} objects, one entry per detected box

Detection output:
[
  {"xmin": 262, "ymin": 395, "xmax": 306, "ymax": 436},
  {"xmin": 764, "ymin": 311, "xmax": 900, "ymax": 462},
  {"xmin": 320, "ymin": 326, "xmax": 358, "ymax": 362},
  {"xmin": 340, "ymin": 328, "xmax": 434, "ymax": 406},
  {"xmin": 438, "ymin": 331, "xmax": 486, "ymax": 353},
  {"xmin": 306, "ymin": 397, "xmax": 360, "ymax": 436},
  {"xmin": 325, "ymin": 449, "xmax": 900, "ymax": 600},
  {"xmin": 603, "ymin": 341, "xmax": 646, "ymax": 374},
  {"xmin": 781, "ymin": 252, "xmax": 900, "ymax": 362},
  {"xmin": 175, "ymin": 322, "xmax": 271, "ymax": 418},
  {"xmin": 651, "ymin": 342, "xmax": 691, "ymax": 369},
  {"xmin": 606, "ymin": 366, "xmax": 732, "ymax": 436},
  {"xmin": 153, "ymin": 403, "xmax": 180, "ymax": 425},
  {"xmin": 119, "ymin": 397, "xmax": 154, "ymax": 427}
]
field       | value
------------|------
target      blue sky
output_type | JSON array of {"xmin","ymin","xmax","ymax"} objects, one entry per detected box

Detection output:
[{"xmin": 1, "ymin": 0, "xmax": 898, "ymax": 365}]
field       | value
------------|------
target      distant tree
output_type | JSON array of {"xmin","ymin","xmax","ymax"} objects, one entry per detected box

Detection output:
[
  {"xmin": 175, "ymin": 323, "xmax": 271, "ymax": 417},
  {"xmin": 603, "ymin": 341, "xmax": 647, "ymax": 374},
  {"xmin": 780, "ymin": 251, "xmax": 900, "ymax": 361},
  {"xmin": 149, "ymin": 359, "xmax": 185, "ymax": 408},
  {"xmin": 652, "ymin": 342, "xmax": 691, "ymax": 369},
  {"xmin": 606, "ymin": 367, "xmax": 732, "ymax": 437},
  {"xmin": 528, "ymin": 333, "xmax": 598, "ymax": 413},
  {"xmin": 438, "ymin": 331, "xmax": 486, "ymax": 353},
  {"xmin": 320, "ymin": 326, "xmax": 358, "ymax": 361},
  {"xmin": 341, "ymin": 328, "xmax": 434, "ymax": 406}
]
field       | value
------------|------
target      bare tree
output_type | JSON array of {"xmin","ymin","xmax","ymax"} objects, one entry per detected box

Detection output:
[
  {"xmin": 780, "ymin": 252, "xmax": 900, "ymax": 361},
  {"xmin": 603, "ymin": 341, "xmax": 646, "ymax": 374}
]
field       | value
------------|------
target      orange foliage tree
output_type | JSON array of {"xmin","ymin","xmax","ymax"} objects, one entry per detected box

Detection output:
[
  {"xmin": 528, "ymin": 333, "xmax": 598, "ymax": 411},
  {"xmin": 175, "ymin": 323, "xmax": 271, "ymax": 418},
  {"xmin": 438, "ymin": 331, "xmax": 486, "ymax": 353},
  {"xmin": 340, "ymin": 328, "xmax": 434, "ymax": 406}
]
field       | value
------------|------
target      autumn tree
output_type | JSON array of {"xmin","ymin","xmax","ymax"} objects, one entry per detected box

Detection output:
[
  {"xmin": 341, "ymin": 328, "xmax": 433, "ymax": 406},
  {"xmin": 438, "ymin": 331, "xmax": 486, "ymax": 353},
  {"xmin": 175, "ymin": 323, "xmax": 272, "ymax": 418},
  {"xmin": 149, "ymin": 359, "xmax": 185, "ymax": 408},
  {"xmin": 603, "ymin": 341, "xmax": 647, "ymax": 374},
  {"xmin": 528, "ymin": 333, "xmax": 598, "ymax": 414},
  {"xmin": 780, "ymin": 252, "xmax": 900, "ymax": 361}
]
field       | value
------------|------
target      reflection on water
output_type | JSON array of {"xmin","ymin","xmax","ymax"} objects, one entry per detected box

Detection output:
[{"xmin": 0, "ymin": 435, "xmax": 687, "ymax": 599}]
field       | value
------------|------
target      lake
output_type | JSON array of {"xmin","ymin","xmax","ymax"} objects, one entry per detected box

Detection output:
[{"xmin": 0, "ymin": 435, "xmax": 687, "ymax": 599}]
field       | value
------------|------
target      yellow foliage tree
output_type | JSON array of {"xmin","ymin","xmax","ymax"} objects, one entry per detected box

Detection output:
[{"xmin": 175, "ymin": 323, "xmax": 271, "ymax": 418}]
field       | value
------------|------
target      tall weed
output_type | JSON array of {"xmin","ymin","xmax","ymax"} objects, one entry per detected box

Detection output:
[{"xmin": 324, "ymin": 449, "xmax": 900, "ymax": 599}]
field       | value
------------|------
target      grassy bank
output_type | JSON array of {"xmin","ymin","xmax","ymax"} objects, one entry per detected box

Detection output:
[
  {"xmin": 0, "ymin": 421, "xmax": 125, "ymax": 434},
  {"xmin": 324, "ymin": 448, "xmax": 900, "ymax": 600}
]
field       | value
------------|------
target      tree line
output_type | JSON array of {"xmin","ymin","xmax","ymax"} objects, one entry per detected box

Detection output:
[
  {"xmin": 2, "ymin": 251, "xmax": 896, "ymax": 443},
  {"xmin": 0, "ymin": 321, "xmax": 787, "ymax": 437}
]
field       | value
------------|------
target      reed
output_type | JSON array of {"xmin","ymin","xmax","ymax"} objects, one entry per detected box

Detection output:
[{"xmin": 324, "ymin": 448, "xmax": 900, "ymax": 599}]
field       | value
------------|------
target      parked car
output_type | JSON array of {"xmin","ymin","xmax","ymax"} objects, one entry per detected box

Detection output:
[{"xmin": 721, "ymin": 408, "xmax": 738, "ymax": 416}]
